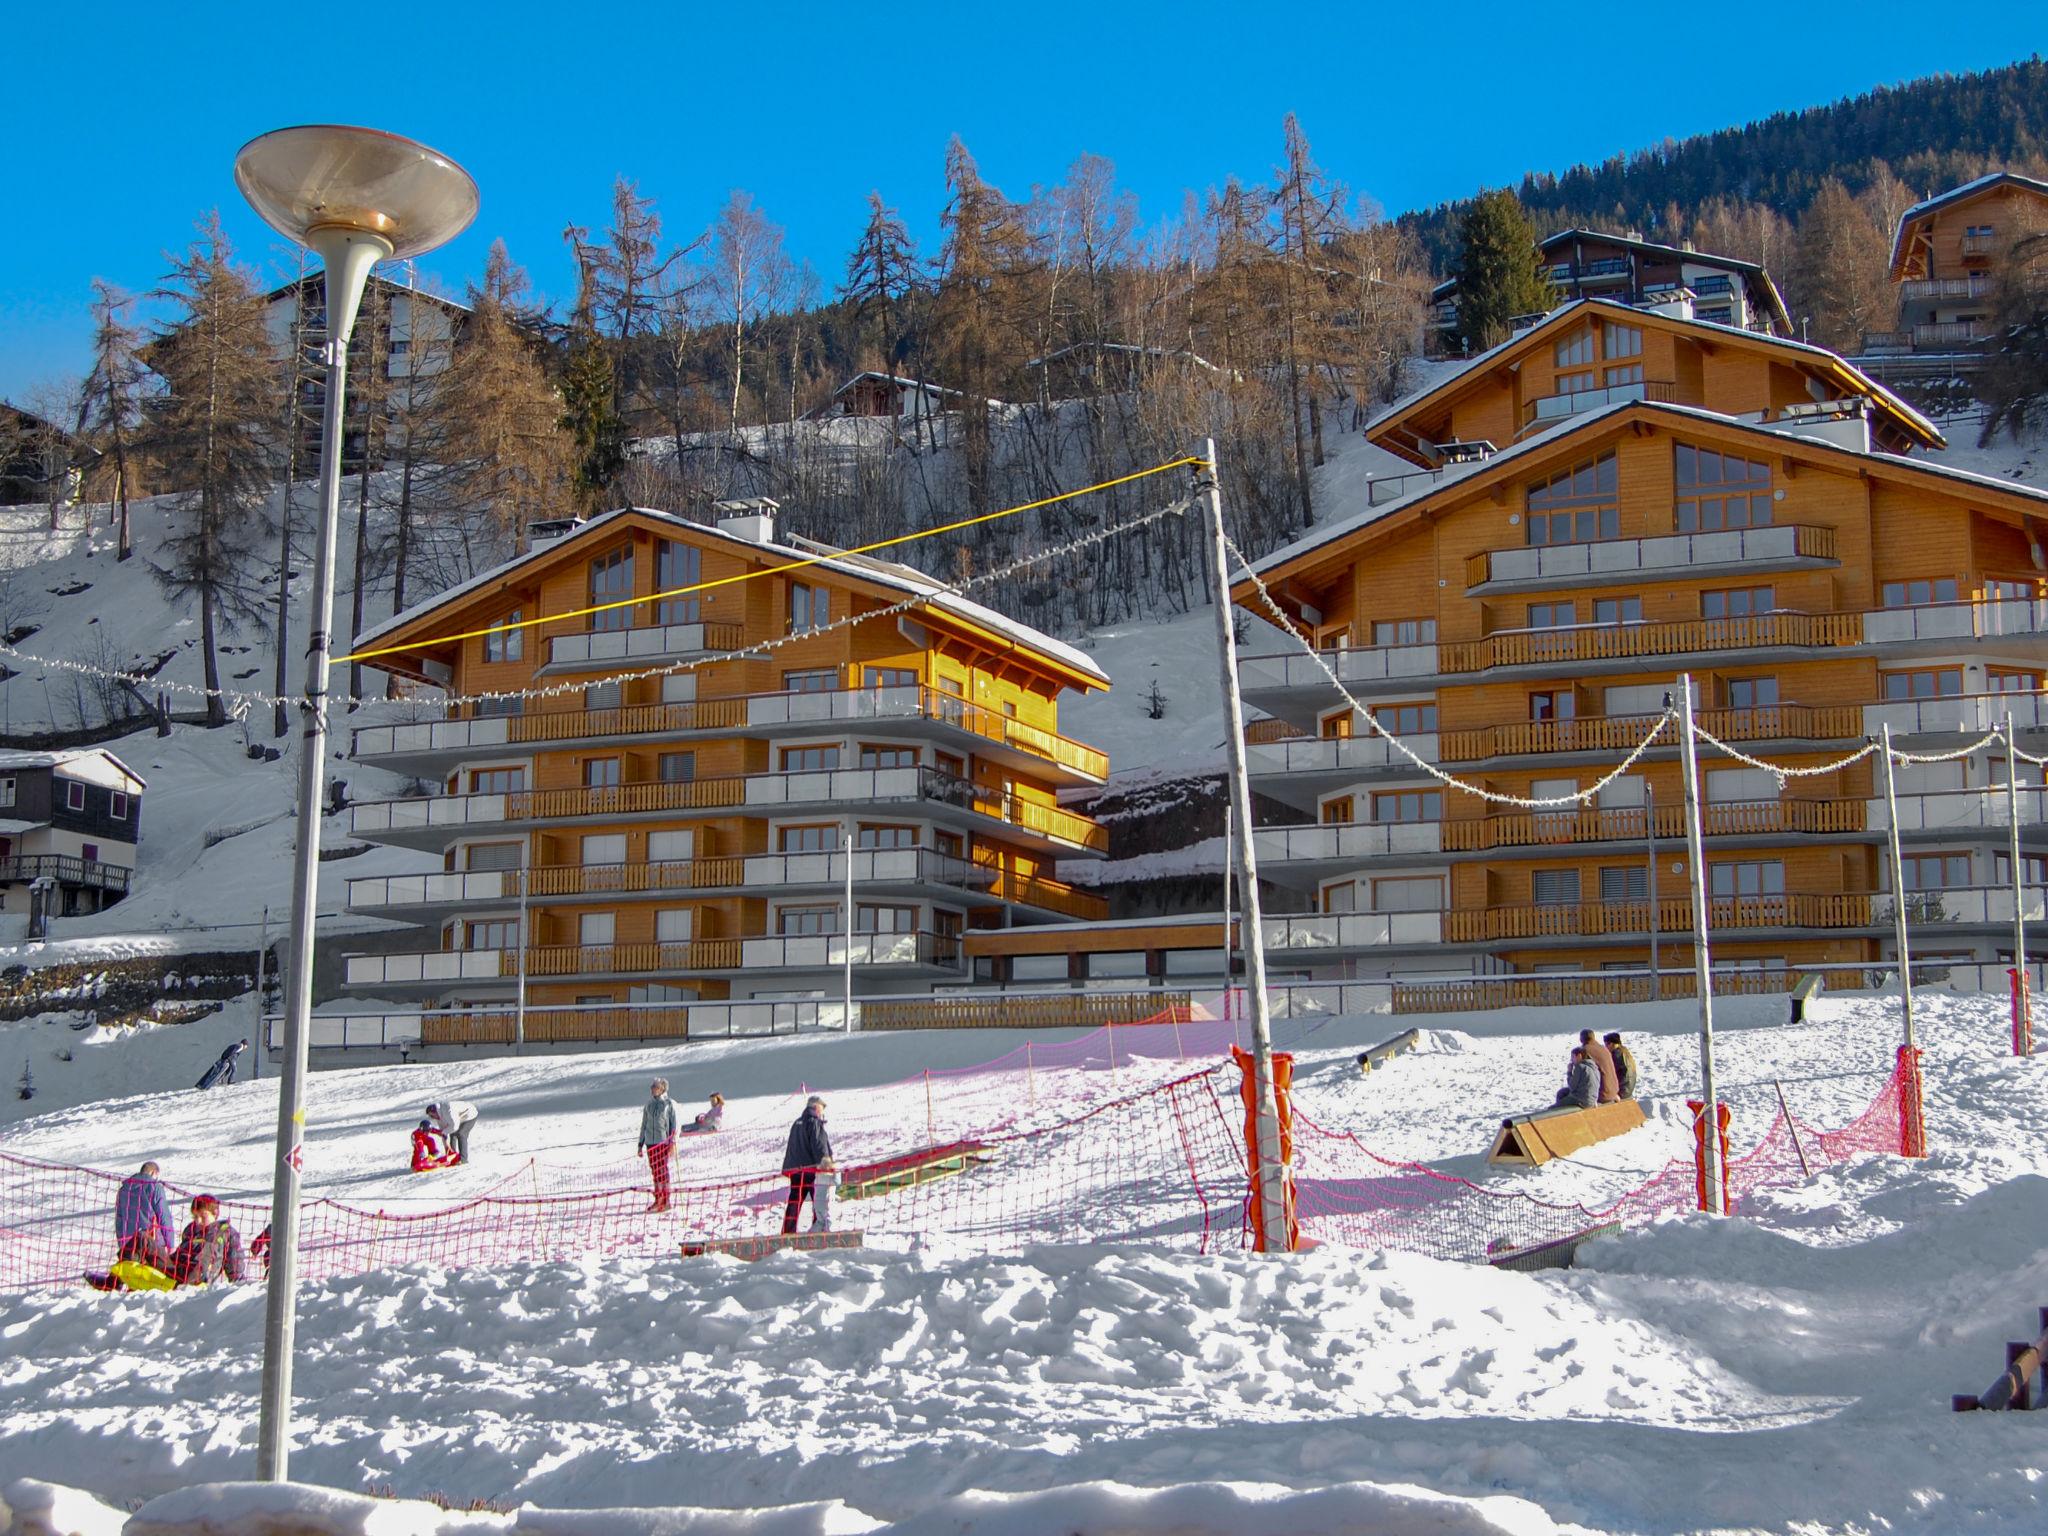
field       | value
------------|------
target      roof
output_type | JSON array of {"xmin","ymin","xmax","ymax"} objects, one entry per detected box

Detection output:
[
  {"xmin": 1239, "ymin": 396, "xmax": 2048, "ymax": 591},
  {"xmin": 352, "ymin": 506, "xmax": 1110, "ymax": 690},
  {"xmin": 1369, "ymin": 297, "xmax": 1942, "ymax": 462},
  {"xmin": 1889, "ymin": 171, "xmax": 2048, "ymax": 272},
  {"xmin": 0, "ymin": 748, "xmax": 147, "ymax": 789},
  {"xmin": 1433, "ymin": 229, "xmax": 1788, "ymax": 318},
  {"xmin": 828, "ymin": 372, "xmax": 962, "ymax": 400},
  {"xmin": 1024, "ymin": 342, "xmax": 1226, "ymax": 374}
]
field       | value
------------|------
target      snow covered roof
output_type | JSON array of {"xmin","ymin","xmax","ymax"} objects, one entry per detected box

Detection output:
[
  {"xmin": 1888, "ymin": 171, "xmax": 2048, "ymax": 272},
  {"xmin": 828, "ymin": 372, "xmax": 962, "ymax": 399},
  {"xmin": 1024, "ymin": 342, "xmax": 1227, "ymax": 375},
  {"xmin": 353, "ymin": 507, "xmax": 1110, "ymax": 689},
  {"xmin": 0, "ymin": 749, "xmax": 146, "ymax": 790},
  {"xmin": 1242, "ymin": 396, "xmax": 2048, "ymax": 588}
]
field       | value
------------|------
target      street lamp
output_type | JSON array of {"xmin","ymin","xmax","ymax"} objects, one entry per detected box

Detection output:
[{"xmin": 234, "ymin": 124, "xmax": 476, "ymax": 1483}]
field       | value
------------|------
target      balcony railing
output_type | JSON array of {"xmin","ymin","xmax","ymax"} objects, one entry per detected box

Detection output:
[
  {"xmin": 1247, "ymin": 731, "xmax": 1441, "ymax": 775},
  {"xmin": 739, "ymin": 931, "xmax": 965, "ymax": 972},
  {"xmin": 1873, "ymin": 785, "xmax": 2048, "ymax": 834},
  {"xmin": 0, "ymin": 854, "xmax": 133, "ymax": 893},
  {"xmin": 544, "ymin": 620, "xmax": 744, "ymax": 670},
  {"xmin": 1439, "ymin": 610, "xmax": 1863, "ymax": 674},
  {"xmin": 1253, "ymin": 821, "xmax": 1442, "ymax": 863},
  {"xmin": 1901, "ymin": 275, "xmax": 1991, "ymax": 301},
  {"xmin": 1522, "ymin": 378, "xmax": 1677, "ymax": 428},
  {"xmin": 1439, "ymin": 796, "xmax": 1865, "ymax": 853},
  {"xmin": 1244, "ymin": 717, "xmax": 1310, "ymax": 744},
  {"xmin": 271, "ymin": 1000, "xmax": 821, "ymax": 1050},
  {"xmin": 1688, "ymin": 274, "xmax": 1735, "ymax": 298},
  {"xmin": 525, "ymin": 939, "xmax": 742, "ymax": 976},
  {"xmin": 1912, "ymin": 320, "xmax": 1991, "ymax": 348},
  {"xmin": 745, "ymin": 684, "xmax": 1109, "ymax": 781},
  {"xmin": 346, "ymin": 869, "xmax": 520, "ymax": 909},
  {"xmin": 1438, "ymin": 703, "xmax": 1861, "ymax": 763},
  {"xmin": 1465, "ymin": 524, "xmax": 1836, "ymax": 591},
  {"xmin": 985, "ymin": 867, "xmax": 1109, "ymax": 921},
  {"xmin": 529, "ymin": 857, "xmax": 744, "ymax": 896},
  {"xmin": 1961, "ymin": 233, "xmax": 1999, "ymax": 257},
  {"xmin": 1865, "ymin": 692, "xmax": 2048, "ymax": 736},
  {"xmin": 345, "ymin": 950, "xmax": 508, "ymax": 987},
  {"xmin": 351, "ymin": 764, "xmax": 1108, "ymax": 853},
  {"xmin": 1261, "ymin": 910, "xmax": 1443, "ymax": 951},
  {"xmin": 1442, "ymin": 892, "xmax": 1873, "ymax": 942}
]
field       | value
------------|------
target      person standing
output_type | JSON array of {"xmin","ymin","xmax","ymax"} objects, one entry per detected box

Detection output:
[
  {"xmin": 425, "ymin": 1099, "xmax": 479, "ymax": 1164},
  {"xmin": 195, "ymin": 1040, "xmax": 247, "ymax": 1090},
  {"xmin": 638, "ymin": 1078, "xmax": 680, "ymax": 1213},
  {"xmin": 114, "ymin": 1161, "xmax": 174, "ymax": 1270},
  {"xmin": 781, "ymin": 1095, "xmax": 835, "ymax": 1235}
]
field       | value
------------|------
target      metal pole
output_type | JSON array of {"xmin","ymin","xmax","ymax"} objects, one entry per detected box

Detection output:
[
  {"xmin": 1198, "ymin": 440, "xmax": 1289, "ymax": 1251},
  {"xmin": 2007, "ymin": 711, "xmax": 2029, "ymax": 1022},
  {"xmin": 1220, "ymin": 800, "xmax": 1234, "ymax": 1021},
  {"xmin": 842, "ymin": 831, "xmax": 854, "ymax": 1034},
  {"xmin": 1773, "ymin": 1079, "xmax": 1812, "ymax": 1178},
  {"xmin": 1645, "ymin": 781, "xmax": 1659, "ymax": 1002},
  {"xmin": 257, "ymin": 229, "xmax": 385, "ymax": 1482},
  {"xmin": 252, "ymin": 905, "xmax": 268, "ymax": 1081},
  {"xmin": 1880, "ymin": 723, "xmax": 1917, "ymax": 1051},
  {"xmin": 1674, "ymin": 675, "xmax": 1724, "ymax": 1216},
  {"xmin": 513, "ymin": 844, "xmax": 529, "ymax": 1050}
]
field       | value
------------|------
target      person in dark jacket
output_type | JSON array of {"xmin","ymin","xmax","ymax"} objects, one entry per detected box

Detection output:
[
  {"xmin": 1553, "ymin": 1049, "xmax": 1600, "ymax": 1110},
  {"xmin": 165, "ymin": 1195, "xmax": 247, "ymax": 1285},
  {"xmin": 1604, "ymin": 1033, "xmax": 1641, "ymax": 1099},
  {"xmin": 195, "ymin": 1040, "xmax": 248, "ymax": 1091},
  {"xmin": 638, "ymin": 1079, "xmax": 680, "ymax": 1212},
  {"xmin": 1578, "ymin": 1029, "xmax": 1621, "ymax": 1104},
  {"xmin": 781, "ymin": 1096, "xmax": 835, "ymax": 1234},
  {"xmin": 114, "ymin": 1161, "xmax": 175, "ymax": 1270}
]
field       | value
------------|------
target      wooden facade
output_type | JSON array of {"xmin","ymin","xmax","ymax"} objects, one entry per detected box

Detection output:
[
  {"xmin": 342, "ymin": 504, "xmax": 1111, "ymax": 1017},
  {"xmin": 1875, "ymin": 172, "xmax": 2048, "ymax": 359}
]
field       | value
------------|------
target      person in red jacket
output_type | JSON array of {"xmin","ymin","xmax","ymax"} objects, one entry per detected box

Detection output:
[{"xmin": 411, "ymin": 1119, "xmax": 458, "ymax": 1172}]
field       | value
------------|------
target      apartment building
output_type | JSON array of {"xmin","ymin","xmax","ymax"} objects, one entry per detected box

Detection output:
[
  {"xmin": 335, "ymin": 499, "xmax": 1112, "ymax": 1046},
  {"xmin": 1430, "ymin": 230, "xmax": 1791, "ymax": 353},
  {"xmin": 1866, "ymin": 172, "xmax": 2048, "ymax": 368},
  {"xmin": 1233, "ymin": 303, "xmax": 2048, "ymax": 999}
]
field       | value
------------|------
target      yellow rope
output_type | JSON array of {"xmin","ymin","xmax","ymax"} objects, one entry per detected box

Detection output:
[{"xmin": 340, "ymin": 456, "xmax": 1205, "ymax": 663}]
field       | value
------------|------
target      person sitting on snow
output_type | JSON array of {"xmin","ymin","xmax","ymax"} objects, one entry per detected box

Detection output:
[
  {"xmin": 689, "ymin": 1093, "xmax": 725, "ymax": 1133},
  {"xmin": 165, "ymin": 1195, "xmax": 248, "ymax": 1286},
  {"xmin": 411, "ymin": 1119, "xmax": 458, "ymax": 1173},
  {"xmin": 1553, "ymin": 1049, "xmax": 1600, "ymax": 1111},
  {"xmin": 1604, "ymin": 1032, "xmax": 1641, "ymax": 1099},
  {"xmin": 114, "ymin": 1160, "xmax": 175, "ymax": 1271}
]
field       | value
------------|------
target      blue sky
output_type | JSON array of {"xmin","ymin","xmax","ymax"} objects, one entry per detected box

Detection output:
[{"xmin": 3, "ymin": 4, "xmax": 2041, "ymax": 402}]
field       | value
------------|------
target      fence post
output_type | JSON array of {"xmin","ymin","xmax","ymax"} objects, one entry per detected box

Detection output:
[
  {"xmin": 2007, "ymin": 711, "xmax": 2031, "ymax": 1056},
  {"xmin": 1879, "ymin": 724, "xmax": 1917, "ymax": 1053},
  {"xmin": 1675, "ymin": 675, "xmax": 1724, "ymax": 1215},
  {"xmin": 1897, "ymin": 1044, "xmax": 1927, "ymax": 1158}
]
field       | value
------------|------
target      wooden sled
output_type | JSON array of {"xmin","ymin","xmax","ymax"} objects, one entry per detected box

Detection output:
[
  {"xmin": 1487, "ymin": 1099, "xmax": 1647, "ymax": 1167},
  {"xmin": 679, "ymin": 1230, "xmax": 863, "ymax": 1261},
  {"xmin": 837, "ymin": 1140, "xmax": 995, "ymax": 1201}
]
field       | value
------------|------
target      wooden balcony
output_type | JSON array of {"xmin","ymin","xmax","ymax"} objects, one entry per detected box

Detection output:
[
  {"xmin": 0, "ymin": 854, "xmax": 134, "ymax": 894},
  {"xmin": 1437, "ymin": 703, "xmax": 1863, "ymax": 763},
  {"xmin": 527, "ymin": 858, "xmax": 746, "ymax": 896},
  {"xmin": 1442, "ymin": 892, "xmax": 1873, "ymax": 942},
  {"xmin": 985, "ymin": 867, "xmax": 1109, "ymax": 921},
  {"xmin": 1390, "ymin": 967, "xmax": 1848, "ymax": 1015},
  {"xmin": 1520, "ymin": 378, "xmax": 1678, "ymax": 429},
  {"xmin": 1440, "ymin": 796, "xmax": 1865, "ymax": 853},
  {"xmin": 526, "ymin": 939, "xmax": 739, "ymax": 976},
  {"xmin": 543, "ymin": 619, "xmax": 745, "ymax": 671},
  {"xmin": 1465, "ymin": 524, "xmax": 1836, "ymax": 592},
  {"xmin": 1441, "ymin": 610, "xmax": 1864, "ymax": 675}
]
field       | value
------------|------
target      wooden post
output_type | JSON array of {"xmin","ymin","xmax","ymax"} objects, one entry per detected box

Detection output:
[
  {"xmin": 1773, "ymin": 1079, "xmax": 1811, "ymax": 1178},
  {"xmin": 1676, "ymin": 675, "xmax": 1724, "ymax": 1215},
  {"xmin": 2007, "ymin": 710, "xmax": 2031, "ymax": 1054},
  {"xmin": 1880, "ymin": 724, "xmax": 1917, "ymax": 1052}
]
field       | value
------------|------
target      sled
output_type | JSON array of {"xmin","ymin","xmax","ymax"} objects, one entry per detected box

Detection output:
[
  {"xmin": 1484, "ymin": 1222, "xmax": 1622, "ymax": 1272},
  {"xmin": 86, "ymin": 1260, "xmax": 176, "ymax": 1292},
  {"xmin": 678, "ymin": 1230, "xmax": 863, "ymax": 1261},
  {"xmin": 1487, "ymin": 1099, "xmax": 1647, "ymax": 1167},
  {"xmin": 836, "ymin": 1140, "xmax": 995, "ymax": 1201}
]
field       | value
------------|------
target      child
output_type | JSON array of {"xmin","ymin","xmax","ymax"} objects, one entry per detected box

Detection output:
[
  {"xmin": 411, "ymin": 1119, "xmax": 458, "ymax": 1172},
  {"xmin": 690, "ymin": 1093, "xmax": 726, "ymax": 1133}
]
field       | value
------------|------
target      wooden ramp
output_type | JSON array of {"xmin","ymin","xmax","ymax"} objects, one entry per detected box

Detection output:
[
  {"xmin": 837, "ymin": 1140, "xmax": 995, "ymax": 1201},
  {"xmin": 1487, "ymin": 1100, "xmax": 1647, "ymax": 1167},
  {"xmin": 678, "ymin": 1230, "xmax": 863, "ymax": 1261}
]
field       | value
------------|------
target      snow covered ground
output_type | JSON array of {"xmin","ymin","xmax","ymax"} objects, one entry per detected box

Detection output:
[{"xmin": 1, "ymin": 987, "xmax": 2044, "ymax": 1534}]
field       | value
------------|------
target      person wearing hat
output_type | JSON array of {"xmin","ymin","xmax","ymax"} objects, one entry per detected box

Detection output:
[
  {"xmin": 780, "ymin": 1095, "xmax": 835, "ymax": 1235},
  {"xmin": 1604, "ymin": 1032, "xmax": 1641, "ymax": 1099},
  {"xmin": 425, "ymin": 1098, "xmax": 479, "ymax": 1164},
  {"xmin": 165, "ymin": 1195, "xmax": 248, "ymax": 1286}
]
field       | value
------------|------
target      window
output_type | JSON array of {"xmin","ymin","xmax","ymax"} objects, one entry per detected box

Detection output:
[
  {"xmin": 1710, "ymin": 861, "xmax": 1785, "ymax": 898},
  {"xmin": 859, "ymin": 743, "xmax": 917, "ymax": 769},
  {"xmin": 1530, "ymin": 689, "xmax": 1575, "ymax": 723},
  {"xmin": 1527, "ymin": 601, "xmax": 1577, "ymax": 629},
  {"xmin": 661, "ymin": 672, "xmax": 696, "ymax": 704},
  {"xmin": 475, "ymin": 695, "xmax": 524, "ymax": 719},
  {"xmin": 937, "ymin": 675, "xmax": 966, "ymax": 697},
  {"xmin": 1555, "ymin": 370, "xmax": 1597, "ymax": 395},
  {"xmin": 856, "ymin": 904, "xmax": 917, "ymax": 934},
  {"xmin": 783, "ymin": 669, "xmax": 837, "ymax": 693},
  {"xmin": 658, "ymin": 752, "xmax": 696, "ymax": 783},
  {"xmin": 1605, "ymin": 363, "xmax": 1644, "ymax": 387},
  {"xmin": 110, "ymin": 792, "xmax": 129, "ymax": 821},
  {"xmin": 1881, "ymin": 578, "xmax": 1958, "ymax": 608},
  {"xmin": 858, "ymin": 823, "xmax": 917, "ymax": 849},
  {"xmin": 1603, "ymin": 321, "xmax": 1642, "ymax": 359},
  {"xmin": 1532, "ymin": 869, "xmax": 1582, "ymax": 906},
  {"xmin": 647, "ymin": 830, "xmax": 694, "ymax": 862},
  {"xmin": 1675, "ymin": 444, "xmax": 1773, "ymax": 532},
  {"xmin": 778, "ymin": 904, "xmax": 839, "ymax": 936},
  {"xmin": 1597, "ymin": 774, "xmax": 1644, "ymax": 809},
  {"xmin": 578, "ymin": 912, "xmax": 616, "ymax": 947},
  {"xmin": 655, "ymin": 909, "xmax": 693, "ymax": 943},
  {"xmin": 1372, "ymin": 876, "xmax": 1444, "ymax": 912},
  {"xmin": 1599, "ymin": 865, "xmax": 1649, "ymax": 902},
  {"xmin": 469, "ymin": 767, "xmax": 524, "ymax": 794},
  {"xmin": 779, "ymin": 824, "xmax": 838, "ymax": 853},
  {"xmin": 1372, "ymin": 789, "xmax": 1441, "ymax": 823},
  {"xmin": 464, "ymin": 919, "xmax": 517, "ymax": 951},
  {"xmin": 1526, "ymin": 452, "xmax": 1619, "ymax": 545},
  {"xmin": 1374, "ymin": 701, "xmax": 1436, "ymax": 734},
  {"xmin": 780, "ymin": 745, "xmax": 840, "ymax": 773},
  {"xmin": 655, "ymin": 540, "xmax": 701, "ymax": 624},
  {"xmin": 588, "ymin": 546, "xmax": 634, "ymax": 632},
  {"xmin": 64, "ymin": 782, "xmax": 85, "ymax": 813},
  {"xmin": 482, "ymin": 612, "xmax": 523, "ymax": 662},
  {"xmin": 464, "ymin": 842, "xmax": 522, "ymax": 872},
  {"xmin": 1702, "ymin": 586, "xmax": 1773, "ymax": 619},
  {"xmin": 1882, "ymin": 669, "xmax": 1964, "ymax": 700},
  {"xmin": 1319, "ymin": 709, "xmax": 1355, "ymax": 740},
  {"xmin": 934, "ymin": 830, "xmax": 964, "ymax": 859},
  {"xmin": 1996, "ymin": 853, "xmax": 2048, "ymax": 885},
  {"xmin": 789, "ymin": 581, "xmax": 829, "ymax": 634},
  {"xmin": 867, "ymin": 667, "xmax": 917, "ymax": 689},
  {"xmin": 584, "ymin": 679, "xmax": 622, "ymax": 712},
  {"xmin": 1987, "ymin": 579, "xmax": 2040, "ymax": 602},
  {"xmin": 1593, "ymin": 596, "xmax": 1642, "ymax": 626},
  {"xmin": 1554, "ymin": 329, "xmax": 1595, "ymax": 368},
  {"xmin": 580, "ymin": 833, "xmax": 626, "ymax": 866},
  {"xmin": 1320, "ymin": 796, "xmax": 1355, "ymax": 825},
  {"xmin": 1899, "ymin": 852, "xmax": 1970, "ymax": 891},
  {"xmin": 1989, "ymin": 669, "xmax": 2042, "ymax": 694},
  {"xmin": 1320, "ymin": 880, "xmax": 1355, "ymax": 914},
  {"xmin": 1726, "ymin": 676, "xmax": 1780, "ymax": 709},
  {"xmin": 583, "ymin": 758, "xmax": 622, "ymax": 789},
  {"xmin": 0, "ymin": 778, "xmax": 13, "ymax": 808},
  {"xmin": 1706, "ymin": 767, "xmax": 1777, "ymax": 803},
  {"xmin": 1372, "ymin": 618, "xmax": 1436, "ymax": 646}
]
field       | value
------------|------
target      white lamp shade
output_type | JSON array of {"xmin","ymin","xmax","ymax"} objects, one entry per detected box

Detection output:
[{"xmin": 233, "ymin": 125, "xmax": 478, "ymax": 261}]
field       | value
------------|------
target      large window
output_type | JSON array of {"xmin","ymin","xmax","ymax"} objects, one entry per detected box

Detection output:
[
  {"xmin": 1526, "ymin": 452, "xmax": 1619, "ymax": 545},
  {"xmin": 1675, "ymin": 445, "xmax": 1773, "ymax": 532},
  {"xmin": 1900, "ymin": 852, "xmax": 1970, "ymax": 891},
  {"xmin": 1527, "ymin": 600, "xmax": 1577, "ymax": 629},
  {"xmin": 1882, "ymin": 578, "xmax": 1958, "ymax": 608},
  {"xmin": 777, "ymin": 904, "xmax": 839, "ymax": 935},
  {"xmin": 789, "ymin": 581, "xmax": 829, "ymax": 634},
  {"xmin": 482, "ymin": 611, "xmax": 523, "ymax": 662},
  {"xmin": 1372, "ymin": 876, "xmax": 1444, "ymax": 912},
  {"xmin": 1532, "ymin": 869, "xmax": 1582, "ymax": 906},
  {"xmin": 783, "ymin": 669, "xmax": 837, "ymax": 693},
  {"xmin": 1710, "ymin": 860, "xmax": 1785, "ymax": 898},
  {"xmin": 1882, "ymin": 668, "xmax": 1964, "ymax": 700},
  {"xmin": 858, "ymin": 823, "xmax": 917, "ymax": 849},
  {"xmin": 780, "ymin": 745, "xmax": 840, "ymax": 773},
  {"xmin": 778, "ymin": 824, "xmax": 838, "ymax": 853},
  {"xmin": 1702, "ymin": 586, "xmax": 1773, "ymax": 619},
  {"xmin": 469, "ymin": 767, "xmax": 524, "ymax": 794},
  {"xmin": 1989, "ymin": 669, "xmax": 2042, "ymax": 694},
  {"xmin": 1372, "ymin": 789, "xmax": 1441, "ymax": 823},
  {"xmin": 1603, "ymin": 321, "xmax": 1642, "ymax": 359},
  {"xmin": 1554, "ymin": 328, "xmax": 1595, "ymax": 368},
  {"xmin": 1726, "ymin": 676, "xmax": 1779, "ymax": 709},
  {"xmin": 583, "ymin": 757, "xmax": 622, "ymax": 789},
  {"xmin": 464, "ymin": 919, "xmax": 517, "ymax": 951},
  {"xmin": 588, "ymin": 547, "xmax": 634, "ymax": 632},
  {"xmin": 859, "ymin": 743, "xmax": 917, "ymax": 769},
  {"xmin": 1593, "ymin": 596, "xmax": 1642, "ymax": 626},
  {"xmin": 856, "ymin": 904, "xmax": 917, "ymax": 934},
  {"xmin": 655, "ymin": 540, "xmax": 701, "ymax": 624},
  {"xmin": 1372, "ymin": 618, "xmax": 1436, "ymax": 646},
  {"xmin": 866, "ymin": 666, "xmax": 917, "ymax": 689},
  {"xmin": 1374, "ymin": 701, "xmax": 1436, "ymax": 734}
]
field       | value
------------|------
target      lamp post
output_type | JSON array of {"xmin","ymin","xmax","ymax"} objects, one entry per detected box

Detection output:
[{"xmin": 234, "ymin": 124, "xmax": 477, "ymax": 1483}]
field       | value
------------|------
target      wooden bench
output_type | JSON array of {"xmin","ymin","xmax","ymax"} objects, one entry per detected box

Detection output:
[
  {"xmin": 1790, "ymin": 972, "xmax": 1826, "ymax": 1023},
  {"xmin": 1357, "ymin": 1028, "xmax": 1421, "ymax": 1074},
  {"xmin": 837, "ymin": 1141, "xmax": 995, "ymax": 1201},
  {"xmin": 678, "ymin": 1230, "xmax": 863, "ymax": 1261},
  {"xmin": 1487, "ymin": 1099, "xmax": 1647, "ymax": 1167}
]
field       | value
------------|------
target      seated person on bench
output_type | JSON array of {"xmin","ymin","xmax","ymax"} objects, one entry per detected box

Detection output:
[{"xmin": 1552, "ymin": 1048, "xmax": 1600, "ymax": 1111}]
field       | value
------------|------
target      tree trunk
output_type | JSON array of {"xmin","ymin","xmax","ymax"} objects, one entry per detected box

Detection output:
[
  {"xmin": 115, "ymin": 454, "xmax": 132, "ymax": 563},
  {"xmin": 200, "ymin": 583, "xmax": 225, "ymax": 728}
]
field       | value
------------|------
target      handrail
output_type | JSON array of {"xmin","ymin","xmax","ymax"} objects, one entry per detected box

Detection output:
[
  {"xmin": 1442, "ymin": 891, "xmax": 1874, "ymax": 942},
  {"xmin": 1521, "ymin": 378, "xmax": 1677, "ymax": 428},
  {"xmin": 0, "ymin": 854, "xmax": 133, "ymax": 892},
  {"xmin": 1439, "ymin": 796, "xmax": 1865, "ymax": 853},
  {"xmin": 1437, "ymin": 703, "xmax": 1863, "ymax": 763}
]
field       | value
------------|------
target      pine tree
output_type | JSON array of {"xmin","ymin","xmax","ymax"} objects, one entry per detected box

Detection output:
[
  {"xmin": 75, "ymin": 280, "xmax": 146, "ymax": 563},
  {"xmin": 1979, "ymin": 217, "xmax": 2048, "ymax": 443},
  {"xmin": 1272, "ymin": 114, "xmax": 1349, "ymax": 513},
  {"xmin": 1452, "ymin": 190, "xmax": 1554, "ymax": 353},
  {"xmin": 841, "ymin": 192, "xmax": 920, "ymax": 370},
  {"xmin": 145, "ymin": 214, "xmax": 278, "ymax": 728}
]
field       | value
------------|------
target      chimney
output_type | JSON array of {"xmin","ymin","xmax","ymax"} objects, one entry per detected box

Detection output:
[
  {"xmin": 527, "ymin": 513, "xmax": 584, "ymax": 548},
  {"xmin": 714, "ymin": 496, "xmax": 781, "ymax": 544}
]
